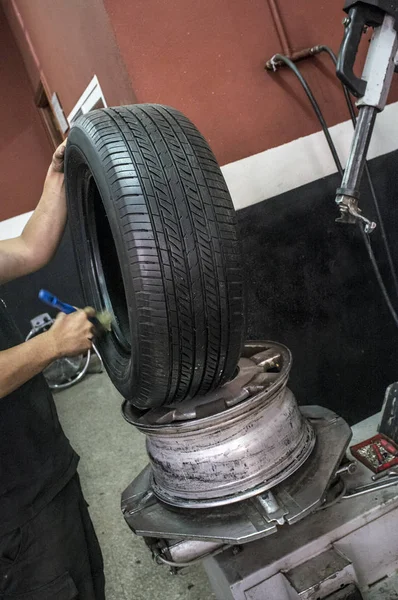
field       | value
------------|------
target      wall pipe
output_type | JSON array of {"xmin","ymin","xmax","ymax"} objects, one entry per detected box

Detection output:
[{"xmin": 267, "ymin": 0, "xmax": 292, "ymax": 57}]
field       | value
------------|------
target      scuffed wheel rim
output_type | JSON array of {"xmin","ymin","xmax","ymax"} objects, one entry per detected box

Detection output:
[{"xmin": 65, "ymin": 104, "xmax": 245, "ymax": 409}]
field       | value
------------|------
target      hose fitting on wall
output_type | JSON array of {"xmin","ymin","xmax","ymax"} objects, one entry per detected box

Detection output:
[{"xmin": 265, "ymin": 46, "xmax": 324, "ymax": 71}]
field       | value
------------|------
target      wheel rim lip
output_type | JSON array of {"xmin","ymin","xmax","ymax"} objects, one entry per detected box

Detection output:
[
  {"xmin": 123, "ymin": 341, "xmax": 292, "ymax": 432},
  {"xmin": 123, "ymin": 341, "xmax": 314, "ymax": 507}
]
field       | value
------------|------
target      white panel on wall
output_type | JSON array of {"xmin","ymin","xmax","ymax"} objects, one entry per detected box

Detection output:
[
  {"xmin": 0, "ymin": 211, "xmax": 33, "ymax": 242},
  {"xmin": 221, "ymin": 101, "xmax": 398, "ymax": 211},
  {"xmin": 2, "ymin": 100, "xmax": 398, "ymax": 237},
  {"xmin": 67, "ymin": 75, "xmax": 107, "ymax": 126}
]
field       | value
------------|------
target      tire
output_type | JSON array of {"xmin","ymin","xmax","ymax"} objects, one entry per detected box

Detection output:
[{"xmin": 65, "ymin": 104, "xmax": 245, "ymax": 410}]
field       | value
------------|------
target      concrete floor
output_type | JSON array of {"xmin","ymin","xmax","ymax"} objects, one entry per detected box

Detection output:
[{"xmin": 54, "ymin": 372, "xmax": 215, "ymax": 600}]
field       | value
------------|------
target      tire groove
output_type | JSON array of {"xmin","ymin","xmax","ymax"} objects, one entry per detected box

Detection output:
[
  {"xmin": 128, "ymin": 106, "xmax": 203, "ymax": 399},
  {"xmin": 104, "ymin": 108, "xmax": 176, "ymax": 403}
]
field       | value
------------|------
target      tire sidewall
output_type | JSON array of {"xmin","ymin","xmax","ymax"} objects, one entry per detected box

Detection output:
[{"xmin": 65, "ymin": 125, "xmax": 138, "ymax": 399}]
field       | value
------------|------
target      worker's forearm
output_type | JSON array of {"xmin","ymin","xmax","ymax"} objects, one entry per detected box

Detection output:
[
  {"xmin": 0, "ymin": 171, "xmax": 67, "ymax": 284},
  {"xmin": 0, "ymin": 332, "xmax": 58, "ymax": 399},
  {"xmin": 0, "ymin": 141, "xmax": 67, "ymax": 284},
  {"xmin": 21, "ymin": 169, "xmax": 67, "ymax": 270}
]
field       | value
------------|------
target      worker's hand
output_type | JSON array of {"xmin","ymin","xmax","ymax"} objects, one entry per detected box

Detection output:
[
  {"xmin": 48, "ymin": 139, "xmax": 67, "ymax": 175},
  {"xmin": 46, "ymin": 308, "xmax": 95, "ymax": 358}
]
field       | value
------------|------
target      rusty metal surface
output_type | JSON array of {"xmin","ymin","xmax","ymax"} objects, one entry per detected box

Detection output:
[
  {"xmin": 121, "ymin": 406, "xmax": 351, "ymax": 545},
  {"xmin": 124, "ymin": 342, "xmax": 316, "ymax": 508},
  {"xmin": 148, "ymin": 389, "xmax": 315, "ymax": 507}
]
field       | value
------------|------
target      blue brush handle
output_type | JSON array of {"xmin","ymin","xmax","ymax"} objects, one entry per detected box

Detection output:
[{"xmin": 38, "ymin": 289, "xmax": 76, "ymax": 315}]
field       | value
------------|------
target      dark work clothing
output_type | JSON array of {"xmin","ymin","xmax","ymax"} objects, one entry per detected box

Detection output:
[
  {"xmin": 0, "ymin": 474, "xmax": 105, "ymax": 599},
  {"xmin": 0, "ymin": 298, "xmax": 105, "ymax": 598},
  {"xmin": 0, "ymin": 298, "xmax": 79, "ymax": 536}
]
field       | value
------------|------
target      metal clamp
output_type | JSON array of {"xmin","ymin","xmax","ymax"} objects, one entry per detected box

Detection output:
[
  {"xmin": 335, "ymin": 194, "xmax": 377, "ymax": 232},
  {"xmin": 255, "ymin": 490, "xmax": 288, "ymax": 526},
  {"xmin": 336, "ymin": 461, "xmax": 358, "ymax": 476}
]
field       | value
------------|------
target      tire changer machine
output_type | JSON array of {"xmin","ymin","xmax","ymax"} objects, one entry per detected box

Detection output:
[{"xmin": 121, "ymin": 2, "xmax": 398, "ymax": 598}]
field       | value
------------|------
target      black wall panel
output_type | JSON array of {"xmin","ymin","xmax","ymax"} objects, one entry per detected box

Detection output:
[{"xmin": 2, "ymin": 150, "xmax": 398, "ymax": 424}]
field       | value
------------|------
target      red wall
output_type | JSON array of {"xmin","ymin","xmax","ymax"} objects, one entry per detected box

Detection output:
[
  {"xmin": 2, "ymin": 0, "xmax": 136, "ymax": 119},
  {"xmin": 4, "ymin": 0, "xmax": 398, "ymax": 174},
  {"xmin": 0, "ymin": 6, "xmax": 51, "ymax": 221},
  {"xmin": 104, "ymin": 0, "xmax": 398, "ymax": 165}
]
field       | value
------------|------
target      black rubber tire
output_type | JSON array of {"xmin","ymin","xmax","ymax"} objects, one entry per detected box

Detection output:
[{"xmin": 65, "ymin": 104, "xmax": 245, "ymax": 409}]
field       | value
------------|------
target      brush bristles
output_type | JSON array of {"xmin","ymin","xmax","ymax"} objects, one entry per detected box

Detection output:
[{"xmin": 96, "ymin": 310, "xmax": 113, "ymax": 332}]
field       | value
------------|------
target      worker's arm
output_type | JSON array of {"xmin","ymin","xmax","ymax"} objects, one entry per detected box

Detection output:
[
  {"xmin": 0, "ymin": 309, "xmax": 95, "ymax": 399},
  {"xmin": 0, "ymin": 141, "xmax": 67, "ymax": 285}
]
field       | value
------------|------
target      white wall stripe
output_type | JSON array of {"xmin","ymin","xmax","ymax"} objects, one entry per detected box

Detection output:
[
  {"xmin": 0, "ymin": 211, "xmax": 33, "ymax": 241},
  {"xmin": 2, "ymin": 101, "xmax": 398, "ymax": 235},
  {"xmin": 221, "ymin": 100, "xmax": 398, "ymax": 211}
]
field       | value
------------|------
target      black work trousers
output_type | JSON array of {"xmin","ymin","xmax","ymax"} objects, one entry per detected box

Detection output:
[{"xmin": 0, "ymin": 475, "xmax": 105, "ymax": 599}]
